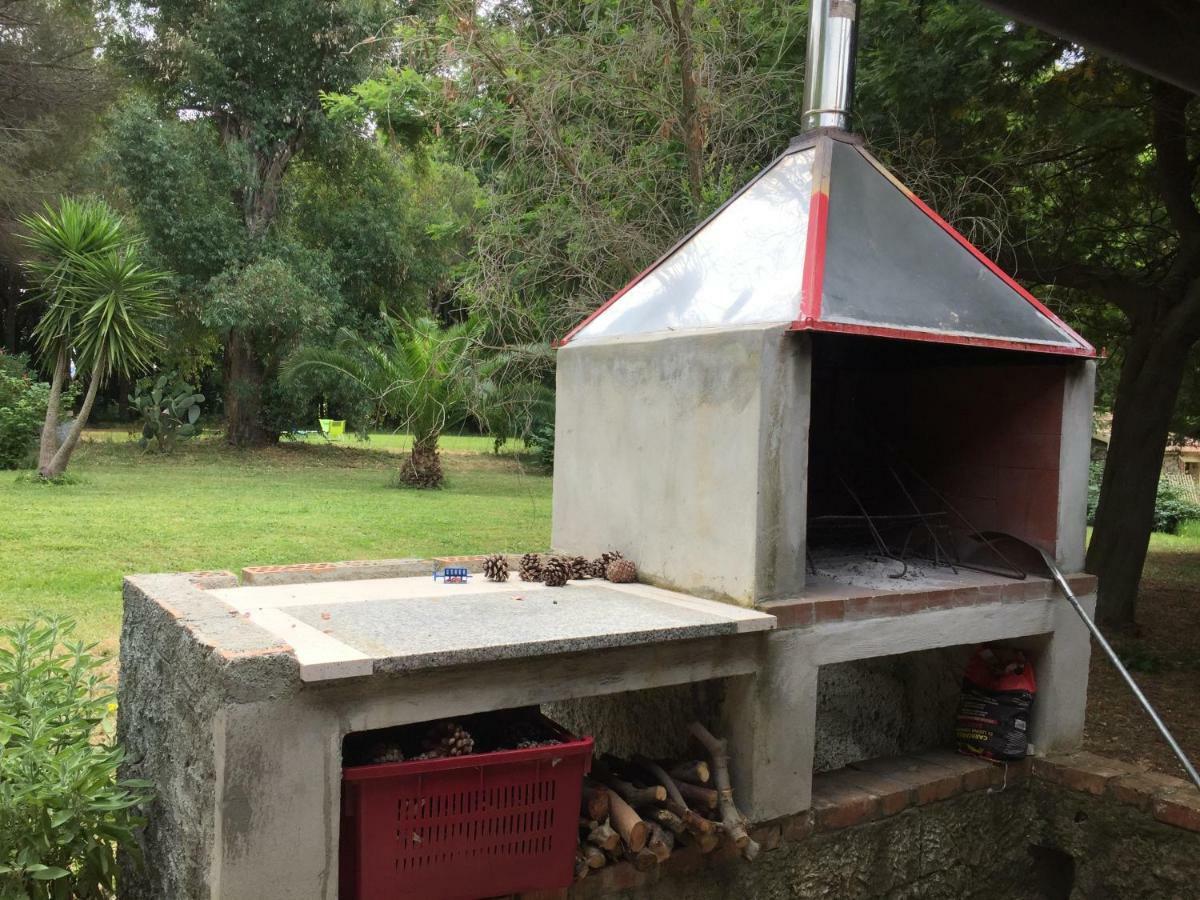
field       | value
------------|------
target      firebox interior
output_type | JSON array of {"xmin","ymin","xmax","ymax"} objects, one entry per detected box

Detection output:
[{"xmin": 805, "ymin": 332, "xmax": 1071, "ymax": 588}]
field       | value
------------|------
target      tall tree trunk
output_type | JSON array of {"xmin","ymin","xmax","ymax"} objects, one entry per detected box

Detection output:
[
  {"xmin": 224, "ymin": 328, "xmax": 271, "ymax": 447},
  {"xmin": 654, "ymin": 0, "xmax": 703, "ymax": 208},
  {"xmin": 1086, "ymin": 324, "xmax": 1193, "ymax": 626},
  {"xmin": 37, "ymin": 350, "xmax": 68, "ymax": 470},
  {"xmin": 40, "ymin": 361, "xmax": 104, "ymax": 479},
  {"xmin": 1, "ymin": 265, "xmax": 18, "ymax": 352}
]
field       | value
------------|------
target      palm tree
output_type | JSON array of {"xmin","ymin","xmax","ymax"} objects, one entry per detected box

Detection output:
[
  {"xmin": 284, "ymin": 314, "xmax": 539, "ymax": 488},
  {"xmin": 19, "ymin": 198, "xmax": 168, "ymax": 479}
]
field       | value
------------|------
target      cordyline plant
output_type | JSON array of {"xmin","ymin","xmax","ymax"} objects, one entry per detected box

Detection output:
[
  {"xmin": 19, "ymin": 197, "xmax": 168, "ymax": 479},
  {"xmin": 0, "ymin": 618, "xmax": 153, "ymax": 898}
]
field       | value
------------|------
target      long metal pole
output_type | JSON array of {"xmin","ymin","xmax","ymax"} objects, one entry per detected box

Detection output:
[{"xmin": 1038, "ymin": 548, "xmax": 1200, "ymax": 790}]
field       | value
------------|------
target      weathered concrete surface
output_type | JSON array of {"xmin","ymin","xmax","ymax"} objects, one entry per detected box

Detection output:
[
  {"xmin": 119, "ymin": 569, "xmax": 1097, "ymax": 897},
  {"xmin": 552, "ymin": 325, "xmax": 810, "ymax": 605},
  {"xmin": 1055, "ymin": 360, "xmax": 1096, "ymax": 572},
  {"xmin": 572, "ymin": 782, "xmax": 1200, "ymax": 899},
  {"xmin": 117, "ymin": 575, "xmax": 299, "ymax": 900},
  {"xmin": 814, "ymin": 647, "xmax": 968, "ymax": 772}
]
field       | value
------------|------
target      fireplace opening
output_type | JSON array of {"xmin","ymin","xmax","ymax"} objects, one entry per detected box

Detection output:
[{"xmin": 805, "ymin": 333, "xmax": 1071, "ymax": 590}]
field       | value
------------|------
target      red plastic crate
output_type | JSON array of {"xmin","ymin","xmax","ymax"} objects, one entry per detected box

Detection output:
[{"xmin": 339, "ymin": 717, "xmax": 593, "ymax": 900}]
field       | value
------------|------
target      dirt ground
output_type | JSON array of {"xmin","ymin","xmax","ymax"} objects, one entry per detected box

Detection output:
[{"xmin": 1083, "ymin": 548, "xmax": 1200, "ymax": 780}]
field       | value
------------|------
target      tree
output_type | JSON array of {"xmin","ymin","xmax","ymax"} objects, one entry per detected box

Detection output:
[
  {"xmin": 328, "ymin": 0, "xmax": 805, "ymax": 346},
  {"xmin": 112, "ymin": 0, "xmax": 393, "ymax": 445},
  {"xmin": 19, "ymin": 197, "xmax": 167, "ymax": 478},
  {"xmin": 0, "ymin": 0, "xmax": 111, "ymax": 354},
  {"xmin": 848, "ymin": 4, "xmax": 1199, "ymax": 626},
  {"xmin": 284, "ymin": 315, "xmax": 533, "ymax": 488}
]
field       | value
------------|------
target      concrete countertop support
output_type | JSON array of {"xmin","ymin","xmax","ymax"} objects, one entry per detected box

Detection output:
[{"xmin": 119, "ymin": 565, "xmax": 1096, "ymax": 898}]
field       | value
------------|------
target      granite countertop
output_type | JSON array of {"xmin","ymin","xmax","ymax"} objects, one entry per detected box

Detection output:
[{"xmin": 205, "ymin": 576, "xmax": 775, "ymax": 682}]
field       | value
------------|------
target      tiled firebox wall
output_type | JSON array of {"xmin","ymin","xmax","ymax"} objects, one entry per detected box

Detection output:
[{"xmin": 807, "ymin": 335, "xmax": 1068, "ymax": 557}]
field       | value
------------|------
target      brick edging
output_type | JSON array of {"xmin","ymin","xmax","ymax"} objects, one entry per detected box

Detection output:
[
  {"xmin": 551, "ymin": 749, "xmax": 1199, "ymax": 899},
  {"xmin": 761, "ymin": 572, "xmax": 1098, "ymax": 629}
]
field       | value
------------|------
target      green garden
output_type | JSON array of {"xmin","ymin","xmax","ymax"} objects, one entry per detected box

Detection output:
[
  {"xmin": 0, "ymin": 434, "xmax": 552, "ymax": 652},
  {"xmin": 4, "ymin": 0, "xmax": 1200, "ymax": 895}
]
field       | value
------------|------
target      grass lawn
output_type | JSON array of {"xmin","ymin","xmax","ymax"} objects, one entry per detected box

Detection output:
[{"xmin": 0, "ymin": 435, "xmax": 552, "ymax": 655}]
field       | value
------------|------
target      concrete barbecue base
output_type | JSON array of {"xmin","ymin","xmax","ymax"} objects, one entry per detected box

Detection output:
[{"xmin": 118, "ymin": 560, "xmax": 1096, "ymax": 899}]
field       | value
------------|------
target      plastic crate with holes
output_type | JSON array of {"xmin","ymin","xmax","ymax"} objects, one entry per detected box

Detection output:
[{"xmin": 339, "ymin": 709, "xmax": 594, "ymax": 900}]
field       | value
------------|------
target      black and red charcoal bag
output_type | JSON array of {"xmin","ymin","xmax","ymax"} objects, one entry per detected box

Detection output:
[{"xmin": 955, "ymin": 646, "xmax": 1037, "ymax": 762}]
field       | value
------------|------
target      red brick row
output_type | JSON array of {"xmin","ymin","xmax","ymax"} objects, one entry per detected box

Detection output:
[{"xmin": 762, "ymin": 573, "xmax": 1098, "ymax": 629}]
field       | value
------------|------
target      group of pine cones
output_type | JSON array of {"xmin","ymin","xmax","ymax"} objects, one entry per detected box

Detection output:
[
  {"xmin": 414, "ymin": 721, "xmax": 475, "ymax": 760},
  {"xmin": 481, "ymin": 550, "xmax": 636, "ymax": 587}
]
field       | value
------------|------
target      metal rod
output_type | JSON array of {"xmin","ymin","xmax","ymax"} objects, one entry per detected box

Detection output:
[
  {"xmin": 886, "ymin": 463, "xmax": 958, "ymax": 574},
  {"xmin": 900, "ymin": 463, "xmax": 1027, "ymax": 580},
  {"xmin": 837, "ymin": 475, "xmax": 907, "ymax": 578},
  {"xmin": 1036, "ymin": 548, "xmax": 1200, "ymax": 791}
]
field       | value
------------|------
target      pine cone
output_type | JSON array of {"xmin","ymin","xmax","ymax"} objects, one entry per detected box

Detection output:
[
  {"xmin": 569, "ymin": 555, "xmax": 591, "ymax": 580},
  {"xmin": 482, "ymin": 554, "xmax": 510, "ymax": 583},
  {"xmin": 422, "ymin": 721, "xmax": 475, "ymax": 757},
  {"xmin": 587, "ymin": 558, "xmax": 607, "ymax": 579},
  {"xmin": 369, "ymin": 742, "xmax": 404, "ymax": 764},
  {"xmin": 519, "ymin": 552, "xmax": 543, "ymax": 582},
  {"xmin": 541, "ymin": 556, "xmax": 569, "ymax": 587},
  {"xmin": 606, "ymin": 558, "xmax": 637, "ymax": 584}
]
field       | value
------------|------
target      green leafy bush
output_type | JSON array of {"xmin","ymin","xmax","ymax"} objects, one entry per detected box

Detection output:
[
  {"xmin": 130, "ymin": 372, "xmax": 204, "ymax": 453},
  {"xmin": 527, "ymin": 421, "xmax": 555, "ymax": 470},
  {"xmin": 1087, "ymin": 459, "xmax": 1200, "ymax": 534},
  {"xmin": 0, "ymin": 618, "xmax": 152, "ymax": 898},
  {"xmin": 1154, "ymin": 477, "xmax": 1200, "ymax": 535},
  {"xmin": 0, "ymin": 357, "xmax": 52, "ymax": 470}
]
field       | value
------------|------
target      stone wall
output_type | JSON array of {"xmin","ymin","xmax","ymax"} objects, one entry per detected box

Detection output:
[{"xmin": 557, "ymin": 752, "xmax": 1200, "ymax": 900}]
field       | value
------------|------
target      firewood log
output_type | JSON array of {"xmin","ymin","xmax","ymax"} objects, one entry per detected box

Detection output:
[
  {"xmin": 646, "ymin": 807, "xmax": 686, "ymax": 838},
  {"xmin": 605, "ymin": 788, "xmax": 648, "ymax": 853},
  {"xmin": 574, "ymin": 851, "xmax": 590, "ymax": 881},
  {"xmin": 585, "ymin": 820, "xmax": 620, "ymax": 852},
  {"xmin": 688, "ymin": 722, "xmax": 760, "ymax": 860},
  {"xmin": 668, "ymin": 760, "xmax": 711, "ymax": 785},
  {"xmin": 675, "ymin": 780, "xmax": 719, "ymax": 812},
  {"xmin": 582, "ymin": 844, "xmax": 606, "ymax": 869},
  {"xmin": 625, "ymin": 845, "xmax": 659, "ymax": 872},
  {"xmin": 594, "ymin": 761, "xmax": 667, "ymax": 807},
  {"xmin": 581, "ymin": 782, "xmax": 610, "ymax": 822},
  {"xmin": 646, "ymin": 822, "xmax": 674, "ymax": 863},
  {"xmin": 693, "ymin": 829, "xmax": 721, "ymax": 854},
  {"xmin": 662, "ymin": 799, "xmax": 715, "ymax": 836},
  {"xmin": 631, "ymin": 755, "xmax": 687, "ymax": 809}
]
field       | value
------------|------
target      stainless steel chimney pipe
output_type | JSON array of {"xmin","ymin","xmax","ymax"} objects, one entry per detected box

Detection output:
[{"xmin": 801, "ymin": 0, "xmax": 859, "ymax": 132}]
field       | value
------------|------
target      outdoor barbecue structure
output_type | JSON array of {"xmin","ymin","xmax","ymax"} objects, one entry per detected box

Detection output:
[
  {"xmin": 117, "ymin": 3, "xmax": 1103, "ymax": 897},
  {"xmin": 554, "ymin": 128, "xmax": 1095, "ymax": 602}
]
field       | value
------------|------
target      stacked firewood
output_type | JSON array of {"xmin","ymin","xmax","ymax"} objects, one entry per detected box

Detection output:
[{"xmin": 572, "ymin": 722, "xmax": 759, "ymax": 881}]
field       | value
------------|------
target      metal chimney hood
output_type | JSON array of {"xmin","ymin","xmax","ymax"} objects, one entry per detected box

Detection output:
[{"xmin": 557, "ymin": 0, "xmax": 1094, "ymax": 358}]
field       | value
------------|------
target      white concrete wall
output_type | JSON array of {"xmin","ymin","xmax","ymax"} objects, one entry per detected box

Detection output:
[
  {"xmin": 1056, "ymin": 359, "xmax": 1097, "ymax": 572},
  {"xmin": 553, "ymin": 326, "xmax": 810, "ymax": 605}
]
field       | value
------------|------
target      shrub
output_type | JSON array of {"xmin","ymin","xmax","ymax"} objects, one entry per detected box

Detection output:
[
  {"xmin": 0, "ymin": 618, "xmax": 152, "ymax": 898},
  {"xmin": 1087, "ymin": 459, "xmax": 1200, "ymax": 534},
  {"xmin": 130, "ymin": 372, "xmax": 204, "ymax": 453},
  {"xmin": 1154, "ymin": 477, "xmax": 1200, "ymax": 535},
  {"xmin": 0, "ymin": 360, "xmax": 52, "ymax": 470},
  {"xmin": 527, "ymin": 421, "xmax": 555, "ymax": 469}
]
